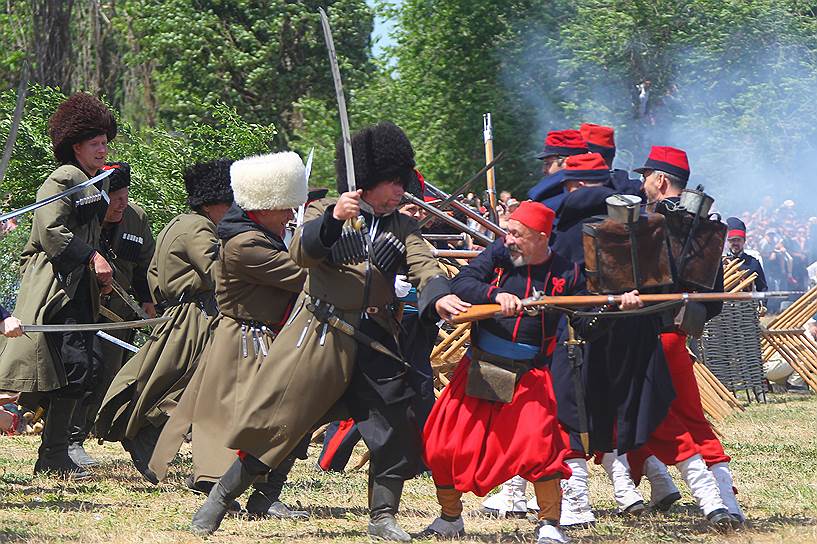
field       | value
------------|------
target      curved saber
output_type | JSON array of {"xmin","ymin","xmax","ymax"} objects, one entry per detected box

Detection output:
[
  {"xmin": 319, "ymin": 8, "xmax": 355, "ymax": 193},
  {"xmin": 22, "ymin": 315, "xmax": 170, "ymax": 333},
  {"xmin": 0, "ymin": 168, "xmax": 114, "ymax": 222},
  {"xmin": 296, "ymin": 147, "xmax": 315, "ymax": 227},
  {"xmin": 96, "ymin": 330, "xmax": 139, "ymax": 353}
]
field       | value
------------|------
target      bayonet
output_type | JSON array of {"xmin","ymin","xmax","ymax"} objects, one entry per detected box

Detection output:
[{"xmin": 96, "ymin": 330, "xmax": 139, "ymax": 353}]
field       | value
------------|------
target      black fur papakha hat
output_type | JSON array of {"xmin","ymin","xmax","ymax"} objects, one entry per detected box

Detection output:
[
  {"xmin": 102, "ymin": 162, "xmax": 131, "ymax": 193},
  {"xmin": 335, "ymin": 121, "xmax": 417, "ymax": 194},
  {"xmin": 184, "ymin": 159, "xmax": 235, "ymax": 210},
  {"xmin": 48, "ymin": 93, "xmax": 117, "ymax": 164}
]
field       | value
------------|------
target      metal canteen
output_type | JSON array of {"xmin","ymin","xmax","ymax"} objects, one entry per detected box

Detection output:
[
  {"xmin": 679, "ymin": 185, "xmax": 715, "ymax": 217},
  {"xmin": 605, "ymin": 194, "xmax": 642, "ymax": 224}
]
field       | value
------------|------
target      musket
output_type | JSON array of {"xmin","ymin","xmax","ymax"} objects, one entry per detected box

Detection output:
[
  {"xmin": 431, "ymin": 249, "xmax": 480, "ymax": 259},
  {"xmin": 483, "ymin": 113, "xmax": 499, "ymax": 225},
  {"xmin": 0, "ymin": 168, "xmax": 114, "ymax": 222},
  {"xmin": 422, "ymin": 233, "xmax": 468, "ymax": 244},
  {"xmin": 423, "ymin": 179, "xmax": 507, "ymax": 238},
  {"xmin": 0, "ymin": 61, "xmax": 29, "ymax": 185},
  {"xmin": 451, "ymin": 291, "xmax": 794, "ymax": 324},
  {"xmin": 417, "ymin": 151, "xmax": 506, "ymax": 229},
  {"xmin": 402, "ymin": 192, "xmax": 493, "ymax": 246},
  {"xmin": 296, "ymin": 147, "xmax": 315, "ymax": 228}
]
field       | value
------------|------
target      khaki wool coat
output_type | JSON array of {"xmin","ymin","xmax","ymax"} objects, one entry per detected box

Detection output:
[
  {"xmin": 95, "ymin": 212, "xmax": 219, "ymax": 442},
  {"xmin": 216, "ymin": 198, "xmax": 449, "ymax": 470},
  {"xmin": 0, "ymin": 164, "xmax": 109, "ymax": 394},
  {"xmin": 96, "ymin": 202, "xmax": 155, "ymax": 386},
  {"xmin": 150, "ymin": 205, "xmax": 306, "ymax": 483}
]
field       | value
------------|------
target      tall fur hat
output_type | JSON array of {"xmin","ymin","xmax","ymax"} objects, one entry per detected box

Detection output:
[
  {"xmin": 184, "ymin": 159, "xmax": 235, "ymax": 210},
  {"xmin": 335, "ymin": 121, "xmax": 417, "ymax": 194},
  {"xmin": 230, "ymin": 151, "xmax": 307, "ymax": 211},
  {"xmin": 48, "ymin": 93, "xmax": 117, "ymax": 164},
  {"xmin": 102, "ymin": 162, "xmax": 131, "ymax": 193}
]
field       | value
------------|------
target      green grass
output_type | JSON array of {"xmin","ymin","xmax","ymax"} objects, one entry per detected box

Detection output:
[{"xmin": 0, "ymin": 393, "xmax": 815, "ymax": 542}]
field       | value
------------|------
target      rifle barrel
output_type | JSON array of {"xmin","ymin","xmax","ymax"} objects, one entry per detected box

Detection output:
[
  {"xmin": 451, "ymin": 291, "xmax": 792, "ymax": 324},
  {"xmin": 432, "ymin": 249, "xmax": 480, "ymax": 259},
  {"xmin": 403, "ymin": 193, "xmax": 493, "ymax": 246},
  {"xmin": 424, "ymin": 180, "xmax": 507, "ymax": 237}
]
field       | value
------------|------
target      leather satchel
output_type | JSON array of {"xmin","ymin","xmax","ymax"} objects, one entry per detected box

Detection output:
[{"xmin": 465, "ymin": 349, "xmax": 532, "ymax": 403}]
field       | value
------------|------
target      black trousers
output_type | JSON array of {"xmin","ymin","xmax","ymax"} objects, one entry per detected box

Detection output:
[
  {"xmin": 44, "ymin": 273, "xmax": 101, "ymax": 400},
  {"xmin": 341, "ymin": 319, "xmax": 423, "ymax": 482}
]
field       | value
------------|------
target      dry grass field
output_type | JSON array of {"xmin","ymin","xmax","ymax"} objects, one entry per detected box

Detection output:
[{"xmin": 0, "ymin": 393, "xmax": 815, "ymax": 543}]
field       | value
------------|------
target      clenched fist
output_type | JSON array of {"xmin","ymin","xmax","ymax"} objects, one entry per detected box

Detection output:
[{"xmin": 333, "ymin": 190, "xmax": 363, "ymax": 221}]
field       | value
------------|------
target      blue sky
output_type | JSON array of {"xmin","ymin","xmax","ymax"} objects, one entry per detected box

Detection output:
[{"xmin": 369, "ymin": 0, "xmax": 398, "ymax": 58}]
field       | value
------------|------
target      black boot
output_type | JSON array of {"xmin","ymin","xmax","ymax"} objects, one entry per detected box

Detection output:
[
  {"xmin": 190, "ymin": 457, "xmax": 266, "ymax": 536},
  {"xmin": 67, "ymin": 398, "xmax": 98, "ymax": 467},
  {"xmin": 246, "ymin": 457, "xmax": 309, "ymax": 519},
  {"xmin": 121, "ymin": 424, "xmax": 162, "ymax": 484},
  {"xmin": 368, "ymin": 478, "xmax": 411, "ymax": 542},
  {"xmin": 34, "ymin": 398, "xmax": 91, "ymax": 480}
]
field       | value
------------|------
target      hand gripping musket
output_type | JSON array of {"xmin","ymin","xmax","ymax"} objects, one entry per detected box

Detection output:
[
  {"xmin": 483, "ymin": 113, "xmax": 499, "ymax": 226},
  {"xmin": 423, "ymin": 180, "xmax": 507, "ymax": 238},
  {"xmin": 0, "ymin": 168, "xmax": 114, "ymax": 222},
  {"xmin": 450, "ymin": 291, "xmax": 794, "ymax": 325},
  {"xmin": 401, "ymin": 192, "xmax": 494, "ymax": 246}
]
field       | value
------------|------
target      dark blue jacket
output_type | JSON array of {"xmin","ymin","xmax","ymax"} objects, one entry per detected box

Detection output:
[
  {"xmin": 727, "ymin": 251, "xmax": 767, "ymax": 292},
  {"xmin": 451, "ymin": 240, "xmax": 583, "ymax": 354}
]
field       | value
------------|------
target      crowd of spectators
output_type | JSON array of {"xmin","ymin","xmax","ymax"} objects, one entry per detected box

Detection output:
[{"xmin": 733, "ymin": 196, "xmax": 817, "ymax": 292}]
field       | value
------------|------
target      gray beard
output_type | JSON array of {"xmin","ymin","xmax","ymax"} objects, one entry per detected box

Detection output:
[{"xmin": 510, "ymin": 253, "xmax": 527, "ymax": 267}]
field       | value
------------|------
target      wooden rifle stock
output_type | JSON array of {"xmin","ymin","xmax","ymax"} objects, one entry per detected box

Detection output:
[{"xmin": 451, "ymin": 291, "xmax": 791, "ymax": 324}]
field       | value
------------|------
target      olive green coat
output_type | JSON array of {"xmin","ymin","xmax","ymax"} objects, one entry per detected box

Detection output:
[
  {"xmin": 218, "ymin": 199, "xmax": 449, "ymax": 469},
  {"xmin": 96, "ymin": 202, "xmax": 155, "ymax": 386},
  {"xmin": 150, "ymin": 220, "xmax": 306, "ymax": 483},
  {"xmin": 95, "ymin": 212, "xmax": 218, "ymax": 442},
  {"xmin": 0, "ymin": 164, "xmax": 109, "ymax": 393}
]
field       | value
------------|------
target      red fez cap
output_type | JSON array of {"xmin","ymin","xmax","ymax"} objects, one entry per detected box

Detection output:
[
  {"xmin": 562, "ymin": 152, "xmax": 610, "ymax": 182},
  {"xmin": 580, "ymin": 123, "xmax": 615, "ymax": 149},
  {"xmin": 508, "ymin": 201, "xmax": 555, "ymax": 236},
  {"xmin": 536, "ymin": 129, "xmax": 589, "ymax": 159},
  {"xmin": 634, "ymin": 146, "xmax": 690, "ymax": 182}
]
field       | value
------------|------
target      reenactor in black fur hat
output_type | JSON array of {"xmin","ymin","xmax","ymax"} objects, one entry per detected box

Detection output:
[
  {"xmin": 67, "ymin": 161, "xmax": 157, "ymax": 468},
  {"xmin": 0, "ymin": 93, "xmax": 116, "ymax": 479},
  {"xmin": 187, "ymin": 122, "xmax": 469, "ymax": 542},
  {"xmin": 95, "ymin": 159, "xmax": 234, "ymax": 483}
]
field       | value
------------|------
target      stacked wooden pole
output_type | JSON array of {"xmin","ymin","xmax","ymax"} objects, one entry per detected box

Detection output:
[{"xmin": 760, "ymin": 284, "xmax": 817, "ymax": 391}]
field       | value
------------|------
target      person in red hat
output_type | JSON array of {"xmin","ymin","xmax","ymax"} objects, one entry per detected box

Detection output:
[
  {"xmin": 579, "ymin": 123, "xmax": 641, "ymax": 195},
  {"xmin": 634, "ymin": 145, "xmax": 691, "ymax": 205},
  {"xmin": 421, "ymin": 200, "xmax": 642, "ymax": 544},
  {"xmin": 620, "ymin": 148, "xmax": 744, "ymax": 527},
  {"xmin": 536, "ymin": 129, "xmax": 589, "ymax": 176}
]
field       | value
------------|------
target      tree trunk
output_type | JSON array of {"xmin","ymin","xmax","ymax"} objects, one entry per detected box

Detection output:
[{"xmin": 30, "ymin": 0, "xmax": 75, "ymax": 90}]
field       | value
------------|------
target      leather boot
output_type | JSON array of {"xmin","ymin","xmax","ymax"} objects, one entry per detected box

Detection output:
[
  {"xmin": 121, "ymin": 424, "xmax": 162, "ymax": 484},
  {"xmin": 368, "ymin": 478, "xmax": 411, "ymax": 542},
  {"xmin": 67, "ymin": 398, "xmax": 98, "ymax": 467},
  {"xmin": 245, "ymin": 457, "xmax": 309, "ymax": 519},
  {"xmin": 34, "ymin": 398, "xmax": 90, "ymax": 480},
  {"xmin": 190, "ymin": 457, "xmax": 265, "ymax": 535}
]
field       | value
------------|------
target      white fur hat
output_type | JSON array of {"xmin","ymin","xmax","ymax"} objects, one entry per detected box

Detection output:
[{"xmin": 230, "ymin": 151, "xmax": 307, "ymax": 211}]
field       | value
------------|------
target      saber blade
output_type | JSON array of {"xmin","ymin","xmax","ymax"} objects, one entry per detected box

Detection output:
[
  {"xmin": 0, "ymin": 168, "xmax": 114, "ymax": 222},
  {"xmin": 319, "ymin": 8, "xmax": 355, "ymax": 193},
  {"xmin": 22, "ymin": 315, "xmax": 170, "ymax": 333}
]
